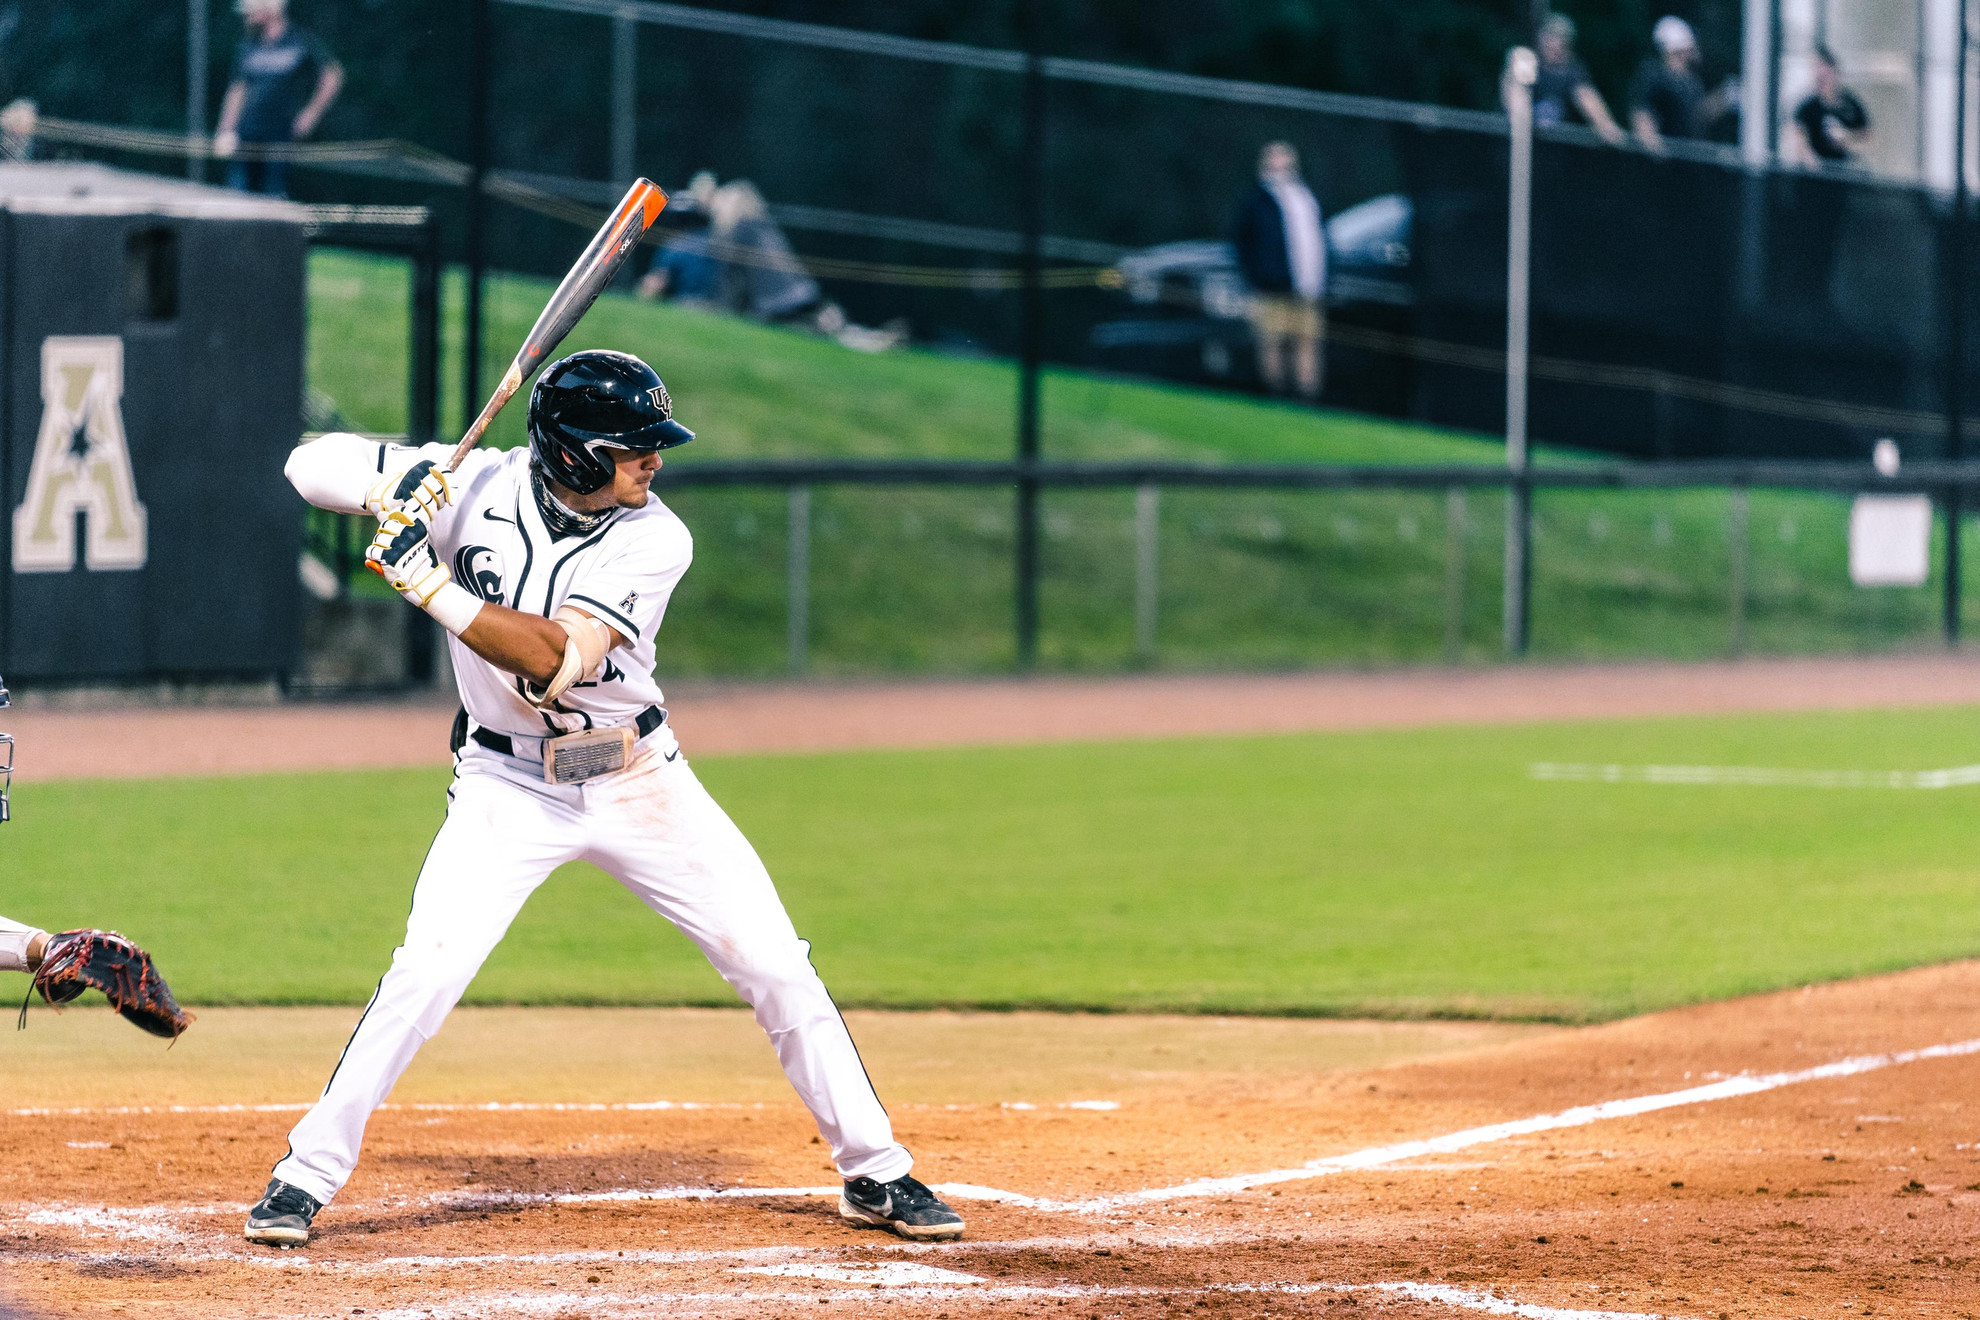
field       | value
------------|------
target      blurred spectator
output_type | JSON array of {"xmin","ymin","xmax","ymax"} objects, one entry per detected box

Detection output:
[
  {"xmin": 1787, "ymin": 46, "xmax": 1870, "ymax": 168},
  {"xmin": 637, "ymin": 171, "xmax": 723, "ymax": 304},
  {"xmin": 1628, "ymin": 16, "xmax": 1738, "ymax": 152},
  {"xmin": 213, "ymin": 0, "xmax": 343, "ymax": 197},
  {"xmin": 644, "ymin": 174, "xmax": 904, "ymax": 352},
  {"xmin": 1231, "ymin": 140, "xmax": 1326, "ymax": 401},
  {"xmin": 0, "ymin": 99, "xmax": 34, "ymax": 161},
  {"xmin": 708, "ymin": 179, "xmax": 826, "ymax": 322},
  {"xmin": 1524, "ymin": 15, "xmax": 1624, "ymax": 145}
]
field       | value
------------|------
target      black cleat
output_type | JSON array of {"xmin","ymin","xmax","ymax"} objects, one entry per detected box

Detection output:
[
  {"xmin": 838, "ymin": 1174, "xmax": 965, "ymax": 1241},
  {"xmin": 244, "ymin": 1178, "xmax": 321, "ymax": 1248}
]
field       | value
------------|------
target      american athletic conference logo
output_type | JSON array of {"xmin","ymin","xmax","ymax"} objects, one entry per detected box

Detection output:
[
  {"xmin": 453, "ymin": 545, "xmax": 504, "ymax": 603},
  {"xmin": 11, "ymin": 336, "xmax": 149, "ymax": 572}
]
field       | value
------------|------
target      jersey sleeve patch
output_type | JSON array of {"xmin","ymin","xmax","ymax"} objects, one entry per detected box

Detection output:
[
  {"xmin": 563, "ymin": 517, "xmax": 691, "ymax": 646},
  {"xmin": 566, "ymin": 592, "xmax": 642, "ymax": 641}
]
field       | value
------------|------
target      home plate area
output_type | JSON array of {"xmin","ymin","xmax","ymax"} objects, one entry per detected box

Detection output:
[{"xmin": 6, "ymin": 964, "xmax": 1980, "ymax": 1319}]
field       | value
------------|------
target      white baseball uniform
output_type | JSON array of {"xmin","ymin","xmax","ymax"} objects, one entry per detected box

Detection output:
[{"xmin": 272, "ymin": 435, "xmax": 911, "ymax": 1204}]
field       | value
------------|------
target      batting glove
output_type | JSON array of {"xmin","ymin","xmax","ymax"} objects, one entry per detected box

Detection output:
[
  {"xmin": 365, "ymin": 459, "xmax": 453, "ymax": 523},
  {"xmin": 366, "ymin": 511, "xmax": 453, "ymax": 610}
]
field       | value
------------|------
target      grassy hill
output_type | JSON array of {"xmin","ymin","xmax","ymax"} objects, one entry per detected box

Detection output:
[
  {"xmin": 306, "ymin": 250, "xmax": 1958, "ymax": 675},
  {"xmin": 307, "ymin": 249, "xmax": 1503, "ymax": 464}
]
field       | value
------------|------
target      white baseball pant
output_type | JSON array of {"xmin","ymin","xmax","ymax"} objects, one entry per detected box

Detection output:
[{"xmin": 272, "ymin": 738, "xmax": 911, "ymax": 1203}]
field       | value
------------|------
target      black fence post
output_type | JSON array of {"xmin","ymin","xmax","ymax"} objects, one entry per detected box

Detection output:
[
  {"xmin": 410, "ymin": 215, "xmax": 442, "ymax": 444},
  {"xmin": 408, "ymin": 214, "xmax": 443, "ymax": 685},
  {"xmin": 0, "ymin": 210, "xmax": 11, "ymax": 672},
  {"xmin": 1506, "ymin": 476, "xmax": 1532, "ymax": 654},
  {"xmin": 1012, "ymin": 0, "xmax": 1045, "ymax": 671},
  {"xmin": 464, "ymin": 0, "xmax": 491, "ymax": 419},
  {"xmin": 1946, "ymin": 0, "xmax": 1971, "ymax": 647}
]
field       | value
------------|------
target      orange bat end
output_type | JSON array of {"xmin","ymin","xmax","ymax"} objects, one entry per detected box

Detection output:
[
  {"xmin": 640, "ymin": 183, "xmax": 668, "ymax": 227},
  {"xmin": 364, "ymin": 559, "xmax": 385, "ymax": 579}
]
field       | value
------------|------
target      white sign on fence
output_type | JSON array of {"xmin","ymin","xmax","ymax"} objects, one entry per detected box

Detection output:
[{"xmin": 1849, "ymin": 495, "xmax": 1932, "ymax": 587}]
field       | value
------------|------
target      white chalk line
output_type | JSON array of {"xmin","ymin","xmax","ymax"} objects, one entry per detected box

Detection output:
[
  {"xmin": 5, "ymin": 1225, "xmax": 1255, "ymax": 1274},
  {"xmin": 1, "ymin": 1100, "xmax": 747, "ymax": 1118},
  {"xmin": 0, "ymin": 1225, "xmax": 1699, "ymax": 1320},
  {"xmin": 19, "ymin": 1034, "xmax": 1979, "ymax": 1240},
  {"xmin": 434, "ymin": 1034, "xmax": 1980, "ymax": 1215},
  {"xmin": 1531, "ymin": 761, "xmax": 1980, "ymax": 788},
  {"xmin": 737, "ymin": 1260, "xmax": 984, "ymax": 1286},
  {"xmin": 3, "ymin": 1097, "xmax": 1119, "ymax": 1118},
  {"xmin": 356, "ymin": 1279, "xmax": 1686, "ymax": 1320},
  {"xmin": 25, "ymin": 1028, "xmax": 1976, "ymax": 1320}
]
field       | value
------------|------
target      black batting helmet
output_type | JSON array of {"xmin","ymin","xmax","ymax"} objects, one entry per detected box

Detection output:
[{"xmin": 526, "ymin": 350, "xmax": 694, "ymax": 495}]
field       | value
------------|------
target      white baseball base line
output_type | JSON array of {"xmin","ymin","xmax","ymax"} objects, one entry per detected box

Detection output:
[
  {"xmin": 17, "ymin": 1034, "xmax": 1979, "ymax": 1320},
  {"xmin": 363, "ymin": 1279, "xmax": 1681, "ymax": 1320},
  {"xmin": 438, "ymin": 1034, "xmax": 1980, "ymax": 1215},
  {"xmin": 1531, "ymin": 762, "xmax": 1980, "ymax": 788},
  {"xmin": 4, "ymin": 1098, "xmax": 1117, "ymax": 1118}
]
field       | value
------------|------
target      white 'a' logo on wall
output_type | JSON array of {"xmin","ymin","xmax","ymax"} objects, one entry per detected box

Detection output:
[{"xmin": 12, "ymin": 336, "xmax": 148, "ymax": 573}]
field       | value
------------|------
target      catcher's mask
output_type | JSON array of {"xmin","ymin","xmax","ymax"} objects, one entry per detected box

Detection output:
[{"xmin": 0, "ymin": 671, "xmax": 11, "ymax": 824}]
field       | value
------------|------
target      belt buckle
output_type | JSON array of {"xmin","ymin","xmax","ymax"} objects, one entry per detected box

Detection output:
[{"xmin": 542, "ymin": 727, "xmax": 635, "ymax": 785}]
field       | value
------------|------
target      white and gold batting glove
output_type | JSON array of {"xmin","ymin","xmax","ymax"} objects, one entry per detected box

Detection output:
[
  {"xmin": 366, "ymin": 511, "xmax": 451, "ymax": 606},
  {"xmin": 364, "ymin": 458, "xmax": 454, "ymax": 523},
  {"xmin": 366, "ymin": 512, "xmax": 486, "ymax": 636}
]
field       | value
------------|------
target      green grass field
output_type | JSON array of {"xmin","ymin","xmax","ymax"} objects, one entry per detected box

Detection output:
[
  {"xmin": 11, "ymin": 706, "xmax": 1980, "ymax": 1022},
  {"xmin": 305, "ymin": 250, "xmax": 1965, "ymax": 676}
]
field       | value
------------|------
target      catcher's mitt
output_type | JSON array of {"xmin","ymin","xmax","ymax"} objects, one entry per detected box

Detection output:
[{"xmin": 21, "ymin": 929, "xmax": 194, "ymax": 1040}]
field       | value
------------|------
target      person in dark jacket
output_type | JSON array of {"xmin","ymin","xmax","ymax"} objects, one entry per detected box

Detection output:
[
  {"xmin": 1523, "ymin": 14, "xmax": 1624, "ymax": 143},
  {"xmin": 1231, "ymin": 141, "xmax": 1326, "ymax": 400},
  {"xmin": 1628, "ymin": 15, "xmax": 1738, "ymax": 152},
  {"xmin": 1788, "ymin": 46, "xmax": 1870, "ymax": 167},
  {"xmin": 213, "ymin": 0, "xmax": 343, "ymax": 197}
]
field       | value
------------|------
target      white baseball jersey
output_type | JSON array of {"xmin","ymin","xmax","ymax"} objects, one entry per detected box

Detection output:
[{"xmin": 378, "ymin": 440, "xmax": 689, "ymax": 740}]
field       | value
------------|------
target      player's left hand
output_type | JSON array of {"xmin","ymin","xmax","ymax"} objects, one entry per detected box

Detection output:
[
  {"xmin": 365, "ymin": 459, "xmax": 453, "ymax": 523},
  {"xmin": 366, "ymin": 511, "xmax": 453, "ymax": 609}
]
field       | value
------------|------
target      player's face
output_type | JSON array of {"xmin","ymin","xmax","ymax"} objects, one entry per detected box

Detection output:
[{"xmin": 605, "ymin": 446, "xmax": 663, "ymax": 508}]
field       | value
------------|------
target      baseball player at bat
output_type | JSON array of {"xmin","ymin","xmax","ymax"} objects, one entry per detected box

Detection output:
[{"xmin": 249, "ymin": 350, "xmax": 964, "ymax": 1248}]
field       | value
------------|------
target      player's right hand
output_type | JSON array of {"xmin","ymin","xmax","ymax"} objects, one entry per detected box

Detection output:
[
  {"xmin": 366, "ymin": 511, "xmax": 453, "ymax": 610},
  {"xmin": 365, "ymin": 459, "xmax": 453, "ymax": 522}
]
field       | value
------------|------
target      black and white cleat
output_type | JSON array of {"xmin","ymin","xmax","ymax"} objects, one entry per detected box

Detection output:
[
  {"xmin": 838, "ymin": 1174, "xmax": 966, "ymax": 1241},
  {"xmin": 244, "ymin": 1178, "xmax": 322, "ymax": 1248}
]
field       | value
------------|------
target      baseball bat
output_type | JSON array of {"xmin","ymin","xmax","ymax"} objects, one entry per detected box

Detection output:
[{"xmin": 445, "ymin": 178, "xmax": 670, "ymax": 472}]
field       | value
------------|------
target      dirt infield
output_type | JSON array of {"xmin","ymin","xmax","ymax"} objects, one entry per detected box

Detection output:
[
  {"xmin": 5, "ymin": 965, "xmax": 1978, "ymax": 1319},
  {"xmin": 10, "ymin": 652, "xmax": 1980, "ymax": 780}
]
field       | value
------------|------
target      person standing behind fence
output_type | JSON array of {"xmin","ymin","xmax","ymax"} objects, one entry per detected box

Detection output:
[
  {"xmin": 1787, "ymin": 46, "xmax": 1870, "ymax": 169},
  {"xmin": 212, "ymin": 0, "xmax": 342, "ymax": 197},
  {"xmin": 1232, "ymin": 141, "xmax": 1326, "ymax": 402},
  {"xmin": 0, "ymin": 99, "xmax": 35, "ymax": 161},
  {"xmin": 1628, "ymin": 16, "xmax": 1737, "ymax": 152},
  {"xmin": 1525, "ymin": 14, "xmax": 1625, "ymax": 145}
]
